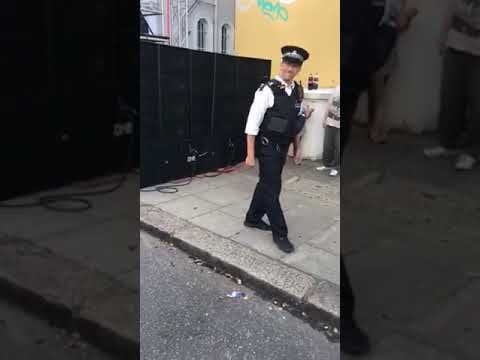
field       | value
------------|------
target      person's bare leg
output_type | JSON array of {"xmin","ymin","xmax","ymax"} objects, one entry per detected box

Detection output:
[
  {"xmin": 370, "ymin": 63, "xmax": 391, "ymax": 143},
  {"xmin": 293, "ymin": 134, "xmax": 303, "ymax": 165},
  {"xmin": 367, "ymin": 77, "xmax": 377, "ymax": 137}
]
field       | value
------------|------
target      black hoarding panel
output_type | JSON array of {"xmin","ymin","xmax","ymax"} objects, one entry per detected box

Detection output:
[
  {"xmin": 140, "ymin": 42, "xmax": 271, "ymax": 187},
  {"xmin": 1, "ymin": 1, "xmax": 137, "ymax": 200},
  {"xmin": 190, "ymin": 49, "xmax": 215, "ymax": 140}
]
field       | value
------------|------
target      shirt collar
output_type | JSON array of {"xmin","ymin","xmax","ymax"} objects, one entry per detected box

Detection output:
[{"xmin": 275, "ymin": 75, "xmax": 295, "ymax": 90}]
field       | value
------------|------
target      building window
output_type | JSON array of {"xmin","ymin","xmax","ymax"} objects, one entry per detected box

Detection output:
[
  {"xmin": 197, "ymin": 19, "xmax": 207, "ymax": 51},
  {"xmin": 221, "ymin": 24, "xmax": 230, "ymax": 54}
]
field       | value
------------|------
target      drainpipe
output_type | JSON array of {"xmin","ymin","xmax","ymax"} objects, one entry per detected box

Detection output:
[
  {"xmin": 166, "ymin": 0, "xmax": 171, "ymax": 42},
  {"xmin": 213, "ymin": 0, "xmax": 218, "ymax": 52},
  {"xmin": 177, "ymin": 0, "xmax": 181, "ymax": 46},
  {"xmin": 185, "ymin": 0, "xmax": 189, "ymax": 48}
]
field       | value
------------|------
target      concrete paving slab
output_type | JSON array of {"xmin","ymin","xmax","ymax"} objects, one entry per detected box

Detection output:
[
  {"xmin": 140, "ymin": 206, "xmax": 189, "ymax": 237},
  {"xmin": 0, "ymin": 175, "xmax": 139, "ymax": 242},
  {"xmin": 190, "ymin": 210, "xmax": 245, "ymax": 238},
  {"xmin": 199, "ymin": 171, "xmax": 258, "ymax": 188},
  {"xmin": 285, "ymin": 206, "xmax": 337, "ymax": 246},
  {"xmin": 231, "ymin": 227, "xmax": 285, "ymax": 260},
  {"xmin": 40, "ymin": 218, "xmax": 138, "ymax": 280},
  {"xmin": 81, "ymin": 175, "xmax": 139, "ymax": 220},
  {"xmin": 218, "ymin": 198, "xmax": 251, "ymax": 219},
  {"xmin": 140, "ymin": 188, "xmax": 185, "ymax": 206},
  {"xmin": 227, "ymin": 179, "xmax": 260, "ymax": 194},
  {"xmin": 283, "ymin": 244, "xmax": 339, "ymax": 285},
  {"xmin": 0, "ymin": 207, "xmax": 101, "ymax": 243},
  {"xmin": 156, "ymin": 195, "xmax": 220, "ymax": 220},
  {"xmin": 140, "ymin": 177, "xmax": 223, "ymax": 206},
  {"xmin": 279, "ymin": 191, "xmax": 318, "ymax": 212},
  {"xmin": 307, "ymin": 222, "xmax": 340, "ymax": 256},
  {"xmin": 0, "ymin": 235, "xmax": 115, "ymax": 311},
  {"xmin": 284, "ymin": 178, "xmax": 340, "ymax": 207},
  {"xmin": 195, "ymin": 185, "xmax": 252, "ymax": 206}
]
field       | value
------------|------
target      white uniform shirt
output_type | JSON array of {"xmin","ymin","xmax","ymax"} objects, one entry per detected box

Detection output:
[{"xmin": 244, "ymin": 75, "xmax": 302, "ymax": 136}]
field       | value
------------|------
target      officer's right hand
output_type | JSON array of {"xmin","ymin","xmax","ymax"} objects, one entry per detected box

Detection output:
[{"xmin": 245, "ymin": 155, "xmax": 256, "ymax": 167}]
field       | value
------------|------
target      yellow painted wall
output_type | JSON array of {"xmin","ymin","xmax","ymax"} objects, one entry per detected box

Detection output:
[{"xmin": 235, "ymin": 0, "xmax": 339, "ymax": 87}]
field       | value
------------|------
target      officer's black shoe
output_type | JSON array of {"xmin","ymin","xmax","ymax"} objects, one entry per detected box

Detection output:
[
  {"xmin": 244, "ymin": 220, "xmax": 272, "ymax": 231},
  {"xmin": 340, "ymin": 319, "xmax": 371, "ymax": 356},
  {"xmin": 272, "ymin": 235, "xmax": 295, "ymax": 253}
]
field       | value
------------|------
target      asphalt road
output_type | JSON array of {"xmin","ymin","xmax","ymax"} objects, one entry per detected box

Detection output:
[
  {"xmin": 0, "ymin": 299, "xmax": 113, "ymax": 360},
  {"xmin": 141, "ymin": 231, "xmax": 339, "ymax": 360}
]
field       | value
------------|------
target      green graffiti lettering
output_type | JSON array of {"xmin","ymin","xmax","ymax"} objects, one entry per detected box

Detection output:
[
  {"xmin": 278, "ymin": 5, "xmax": 288, "ymax": 21},
  {"xmin": 257, "ymin": 0, "xmax": 289, "ymax": 21}
]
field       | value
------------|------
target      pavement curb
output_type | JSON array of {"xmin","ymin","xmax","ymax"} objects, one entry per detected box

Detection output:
[
  {"xmin": 140, "ymin": 205, "xmax": 340, "ymax": 328},
  {"xmin": 0, "ymin": 234, "xmax": 138, "ymax": 359}
]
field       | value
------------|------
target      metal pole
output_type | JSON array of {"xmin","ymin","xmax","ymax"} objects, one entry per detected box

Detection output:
[
  {"xmin": 160, "ymin": 0, "xmax": 165, "ymax": 36},
  {"xmin": 166, "ymin": 0, "xmax": 171, "ymax": 44},
  {"xmin": 185, "ymin": 0, "xmax": 188, "ymax": 48},
  {"xmin": 213, "ymin": 0, "xmax": 217, "ymax": 52},
  {"xmin": 178, "ymin": 0, "xmax": 181, "ymax": 47}
]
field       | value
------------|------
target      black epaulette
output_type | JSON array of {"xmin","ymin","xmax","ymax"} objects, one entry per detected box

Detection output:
[{"xmin": 258, "ymin": 79, "xmax": 278, "ymax": 91}]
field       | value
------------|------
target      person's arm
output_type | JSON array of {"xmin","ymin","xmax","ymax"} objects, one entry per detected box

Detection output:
[
  {"xmin": 439, "ymin": 0, "xmax": 456, "ymax": 54},
  {"xmin": 323, "ymin": 91, "xmax": 335, "ymax": 128},
  {"xmin": 244, "ymin": 86, "xmax": 273, "ymax": 167},
  {"xmin": 245, "ymin": 135, "xmax": 256, "ymax": 167},
  {"xmin": 398, "ymin": 0, "xmax": 419, "ymax": 33}
]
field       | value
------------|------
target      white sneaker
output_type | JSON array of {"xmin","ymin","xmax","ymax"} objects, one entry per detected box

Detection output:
[
  {"xmin": 455, "ymin": 153, "xmax": 477, "ymax": 170},
  {"xmin": 316, "ymin": 166, "xmax": 331, "ymax": 171},
  {"xmin": 329, "ymin": 169, "xmax": 339, "ymax": 177},
  {"xmin": 423, "ymin": 146, "xmax": 458, "ymax": 158}
]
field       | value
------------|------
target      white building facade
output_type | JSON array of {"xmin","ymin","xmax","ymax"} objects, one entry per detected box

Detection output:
[{"xmin": 140, "ymin": 0, "xmax": 235, "ymax": 55}]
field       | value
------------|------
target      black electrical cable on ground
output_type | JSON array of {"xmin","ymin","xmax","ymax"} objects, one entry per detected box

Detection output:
[
  {"xmin": 140, "ymin": 161, "xmax": 197, "ymax": 194},
  {"xmin": 0, "ymin": 176, "xmax": 128, "ymax": 212}
]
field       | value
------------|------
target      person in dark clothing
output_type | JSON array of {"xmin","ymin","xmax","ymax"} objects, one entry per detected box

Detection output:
[{"xmin": 340, "ymin": 0, "xmax": 378, "ymax": 356}]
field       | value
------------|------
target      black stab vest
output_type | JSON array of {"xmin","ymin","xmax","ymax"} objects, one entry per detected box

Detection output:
[{"xmin": 259, "ymin": 79, "xmax": 303, "ymax": 145}]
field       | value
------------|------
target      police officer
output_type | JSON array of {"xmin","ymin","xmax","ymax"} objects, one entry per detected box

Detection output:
[{"xmin": 243, "ymin": 46, "xmax": 309, "ymax": 253}]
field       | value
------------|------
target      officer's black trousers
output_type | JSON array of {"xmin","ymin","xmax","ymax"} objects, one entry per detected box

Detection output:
[{"xmin": 246, "ymin": 140, "xmax": 289, "ymax": 237}]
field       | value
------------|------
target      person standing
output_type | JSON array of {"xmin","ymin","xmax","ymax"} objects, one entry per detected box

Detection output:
[
  {"xmin": 244, "ymin": 46, "xmax": 309, "ymax": 254},
  {"xmin": 424, "ymin": 0, "xmax": 480, "ymax": 170},
  {"xmin": 368, "ymin": 0, "xmax": 418, "ymax": 143},
  {"xmin": 317, "ymin": 85, "xmax": 341, "ymax": 176}
]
